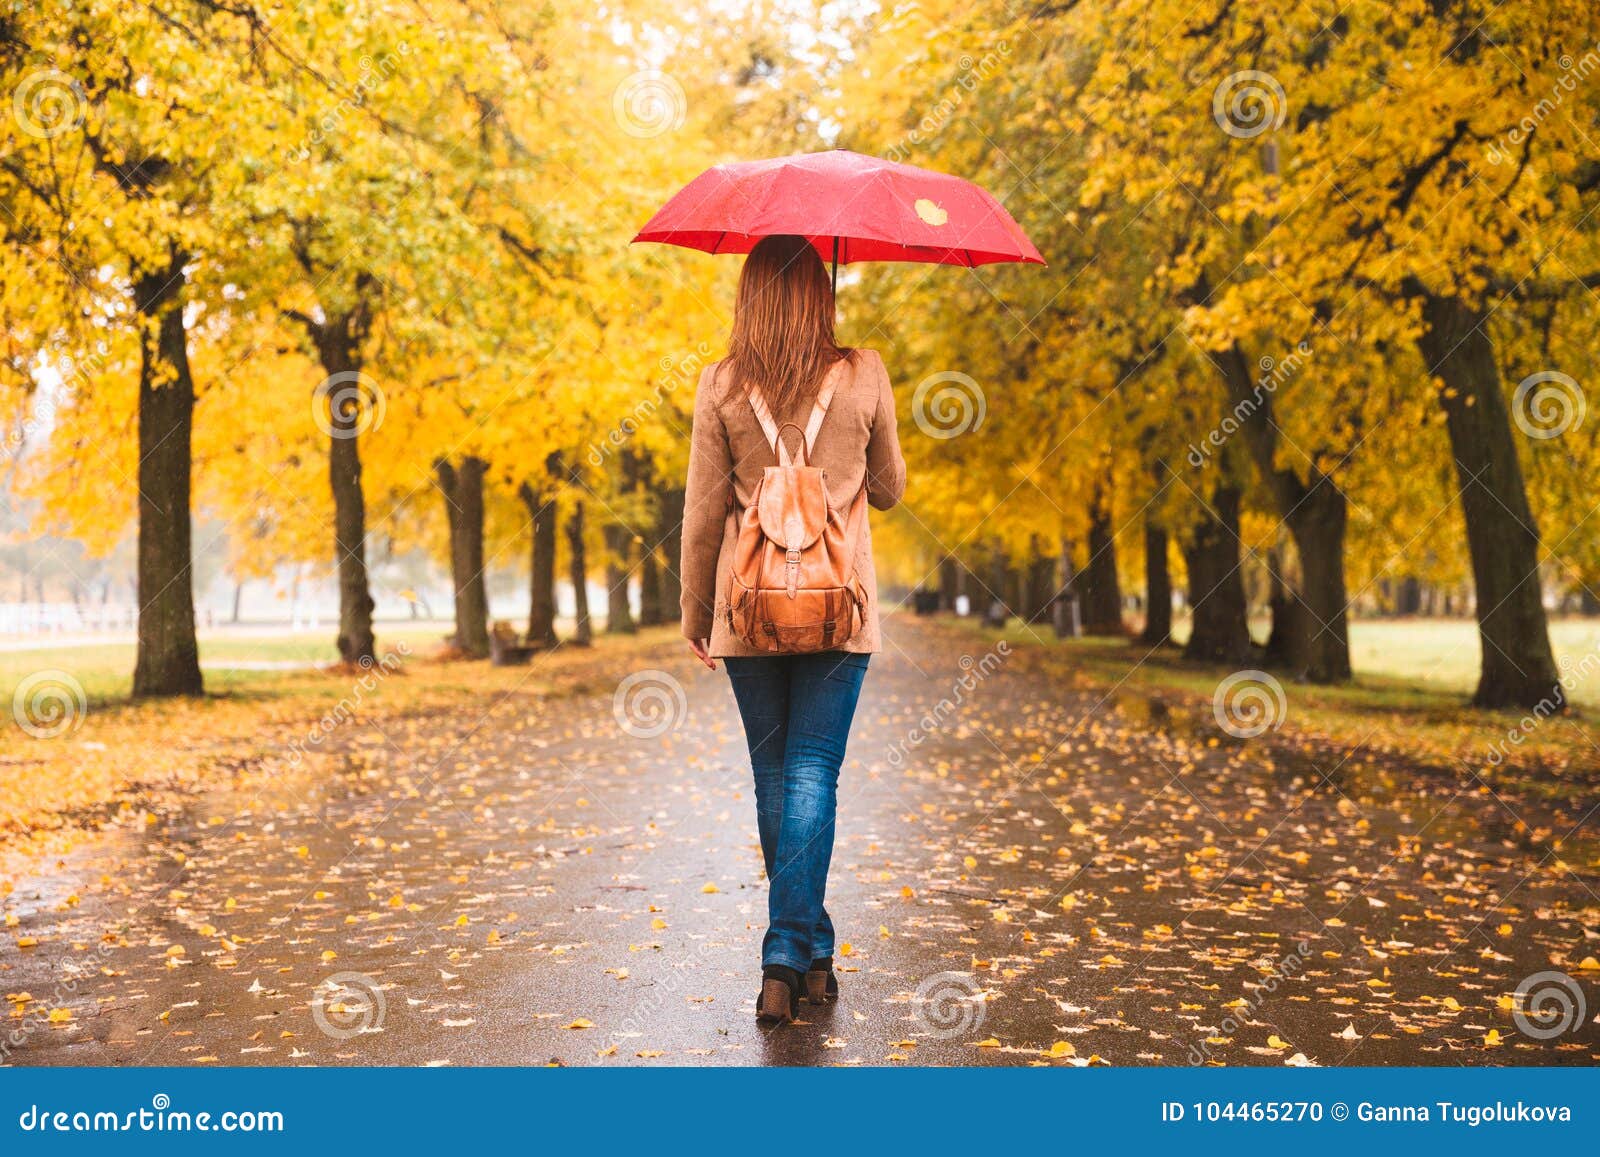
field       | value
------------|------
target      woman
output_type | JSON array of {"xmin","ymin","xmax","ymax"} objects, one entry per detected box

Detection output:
[{"xmin": 679, "ymin": 234, "xmax": 906, "ymax": 1024}]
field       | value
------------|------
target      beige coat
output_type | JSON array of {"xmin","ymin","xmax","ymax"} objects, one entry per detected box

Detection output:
[{"xmin": 679, "ymin": 348, "xmax": 906, "ymax": 656}]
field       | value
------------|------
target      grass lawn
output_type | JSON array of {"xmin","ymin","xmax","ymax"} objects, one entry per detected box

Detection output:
[
  {"xmin": 941, "ymin": 612, "xmax": 1600, "ymax": 804},
  {"xmin": 0, "ymin": 622, "xmax": 463, "ymax": 704},
  {"xmin": 1347, "ymin": 617, "xmax": 1600, "ymax": 707}
]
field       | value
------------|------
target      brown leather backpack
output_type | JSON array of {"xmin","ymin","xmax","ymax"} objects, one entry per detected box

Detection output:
[{"xmin": 726, "ymin": 372, "xmax": 868, "ymax": 653}]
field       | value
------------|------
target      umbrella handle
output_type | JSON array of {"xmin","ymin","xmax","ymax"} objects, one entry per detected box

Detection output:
[{"xmin": 830, "ymin": 236, "xmax": 838, "ymax": 298}]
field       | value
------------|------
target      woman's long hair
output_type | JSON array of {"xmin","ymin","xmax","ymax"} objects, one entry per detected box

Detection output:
[{"xmin": 721, "ymin": 234, "xmax": 850, "ymax": 420}]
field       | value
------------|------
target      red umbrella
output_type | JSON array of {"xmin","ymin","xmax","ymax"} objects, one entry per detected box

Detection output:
[{"xmin": 632, "ymin": 148, "xmax": 1043, "ymax": 291}]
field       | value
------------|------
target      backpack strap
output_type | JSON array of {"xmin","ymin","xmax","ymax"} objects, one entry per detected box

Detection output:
[{"xmin": 748, "ymin": 370, "xmax": 841, "ymax": 466}]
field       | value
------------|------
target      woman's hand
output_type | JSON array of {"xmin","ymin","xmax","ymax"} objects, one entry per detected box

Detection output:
[{"xmin": 688, "ymin": 638, "xmax": 716, "ymax": 670}]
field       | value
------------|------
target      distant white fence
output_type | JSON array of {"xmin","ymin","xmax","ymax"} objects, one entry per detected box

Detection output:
[{"xmin": 0, "ymin": 602, "xmax": 139, "ymax": 637}]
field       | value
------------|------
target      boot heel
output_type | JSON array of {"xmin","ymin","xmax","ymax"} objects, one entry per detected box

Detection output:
[
  {"xmin": 804, "ymin": 957, "xmax": 838, "ymax": 1003},
  {"xmin": 756, "ymin": 965, "xmax": 801, "ymax": 1024}
]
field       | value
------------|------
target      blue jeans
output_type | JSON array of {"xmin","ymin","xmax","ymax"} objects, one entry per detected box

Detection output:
[{"xmin": 724, "ymin": 650, "xmax": 870, "ymax": 972}]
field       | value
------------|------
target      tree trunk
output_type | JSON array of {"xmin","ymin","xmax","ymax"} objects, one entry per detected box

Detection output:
[
  {"xmin": 603, "ymin": 520, "xmax": 636, "ymax": 633},
  {"xmin": 1183, "ymin": 484, "xmax": 1254, "ymax": 665},
  {"xmin": 519, "ymin": 469, "xmax": 560, "ymax": 649},
  {"xmin": 638, "ymin": 545, "xmax": 664, "ymax": 626},
  {"xmin": 939, "ymin": 557, "xmax": 959, "ymax": 611},
  {"xmin": 1581, "ymin": 587, "xmax": 1600, "ymax": 616},
  {"xmin": 1138, "ymin": 520, "xmax": 1172, "ymax": 647},
  {"xmin": 304, "ymin": 285, "xmax": 378, "ymax": 668},
  {"xmin": 230, "ymin": 579, "xmax": 245, "ymax": 625},
  {"xmin": 435, "ymin": 456, "xmax": 490, "ymax": 658},
  {"xmin": 983, "ymin": 545, "xmax": 1010, "ymax": 627},
  {"xmin": 566, "ymin": 499, "xmax": 593, "ymax": 646},
  {"xmin": 1081, "ymin": 491, "xmax": 1123, "ymax": 635},
  {"xmin": 604, "ymin": 455, "xmax": 639, "ymax": 635},
  {"xmin": 1053, "ymin": 537, "xmax": 1081, "ymax": 639},
  {"xmin": 1209, "ymin": 340, "xmax": 1351, "ymax": 682},
  {"xmin": 1262, "ymin": 544, "xmax": 1294, "ymax": 666},
  {"xmin": 1024, "ymin": 537, "xmax": 1056, "ymax": 624},
  {"xmin": 131, "ymin": 259, "xmax": 204, "ymax": 697},
  {"xmin": 657, "ymin": 486, "xmax": 684, "ymax": 629},
  {"xmin": 1396, "ymin": 576, "xmax": 1423, "ymax": 616},
  {"xmin": 1416, "ymin": 290, "xmax": 1560, "ymax": 708}
]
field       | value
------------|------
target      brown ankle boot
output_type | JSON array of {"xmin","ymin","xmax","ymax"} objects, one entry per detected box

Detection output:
[
  {"xmin": 756, "ymin": 965, "xmax": 801, "ymax": 1023},
  {"xmin": 804, "ymin": 957, "xmax": 838, "ymax": 1003}
]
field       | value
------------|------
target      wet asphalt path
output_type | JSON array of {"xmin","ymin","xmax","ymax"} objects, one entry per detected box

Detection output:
[{"xmin": 3, "ymin": 617, "xmax": 1597, "ymax": 1066}]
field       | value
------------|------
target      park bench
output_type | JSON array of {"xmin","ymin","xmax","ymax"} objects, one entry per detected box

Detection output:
[{"xmin": 489, "ymin": 621, "xmax": 537, "ymax": 666}]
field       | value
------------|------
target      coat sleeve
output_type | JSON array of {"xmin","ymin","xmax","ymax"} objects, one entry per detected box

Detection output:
[
  {"xmin": 679, "ymin": 366, "xmax": 733, "ymax": 640},
  {"xmin": 864, "ymin": 351, "xmax": 907, "ymax": 511}
]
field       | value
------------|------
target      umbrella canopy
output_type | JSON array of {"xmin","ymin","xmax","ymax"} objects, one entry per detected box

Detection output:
[{"xmin": 632, "ymin": 149, "xmax": 1044, "ymax": 276}]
